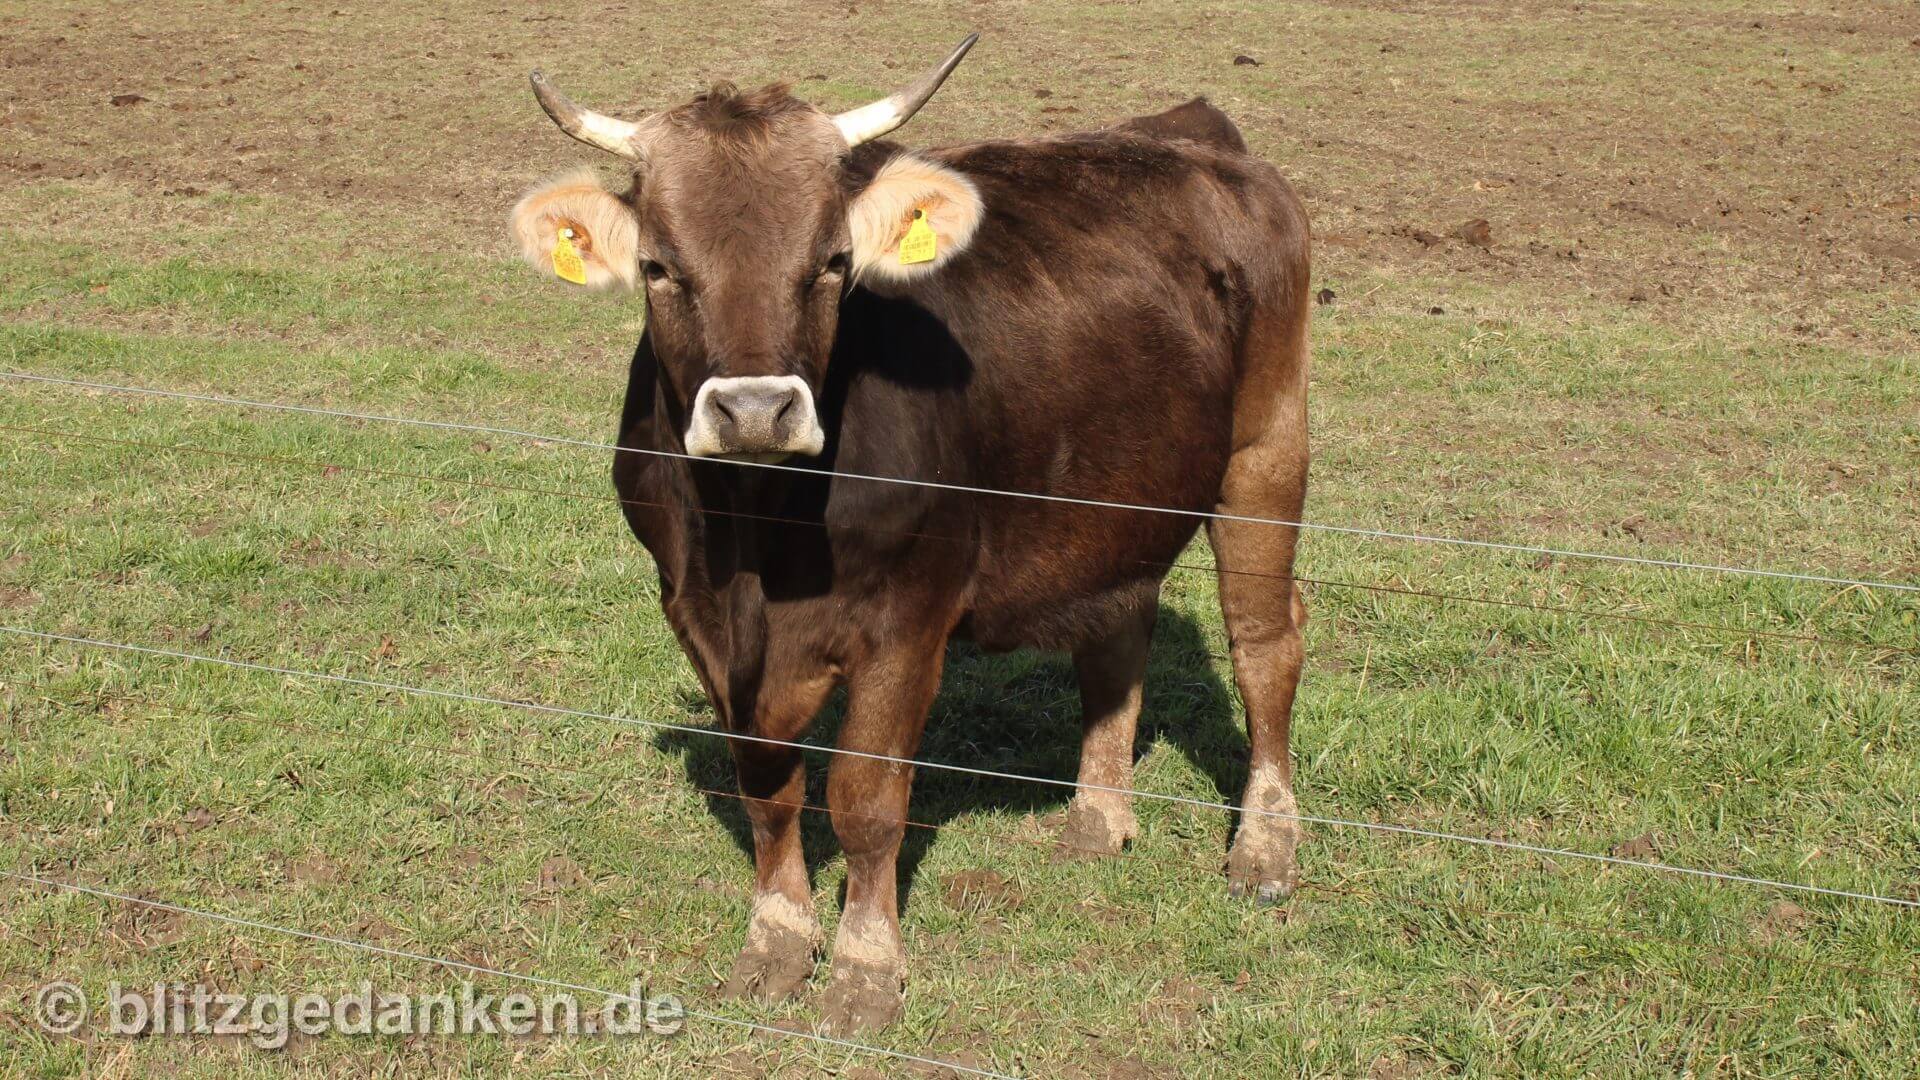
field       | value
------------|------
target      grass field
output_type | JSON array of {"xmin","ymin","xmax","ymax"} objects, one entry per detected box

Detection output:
[{"xmin": 3, "ymin": 1, "xmax": 1918, "ymax": 1076}]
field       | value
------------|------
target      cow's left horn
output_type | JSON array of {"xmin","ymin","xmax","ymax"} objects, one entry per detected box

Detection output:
[
  {"xmin": 832, "ymin": 33, "xmax": 979, "ymax": 148},
  {"xmin": 529, "ymin": 71, "xmax": 646, "ymax": 161}
]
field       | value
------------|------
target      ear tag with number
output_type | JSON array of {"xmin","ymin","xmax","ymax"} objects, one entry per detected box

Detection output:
[
  {"xmin": 898, "ymin": 208, "xmax": 937, "ymax": 266},
  {"xmin": 551, "ymin": 225, "xmax": 588, "ymax": 285}
]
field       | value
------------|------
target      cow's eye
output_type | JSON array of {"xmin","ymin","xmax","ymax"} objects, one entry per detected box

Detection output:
[
  {"xmin": 643, "ymin": 261, "xmax": 680, "ymax": 289},
  {"xmin": 806, "ymin": 252, "xmax": 851, "ymax": 290}
]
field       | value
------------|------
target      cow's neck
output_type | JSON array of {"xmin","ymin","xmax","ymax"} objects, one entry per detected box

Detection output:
[
  {"xmin": 685, "ymin": 462, "xmax": 788, "ymax": 573},
  {"xmin": 674, "ymin": 448, "xmax": 837, "ymax": 601}
]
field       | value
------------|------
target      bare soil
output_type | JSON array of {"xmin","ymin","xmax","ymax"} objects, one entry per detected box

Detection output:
[{"xmin": 2, "ymin": 0, "xmax": 1914, "ymax": 347}]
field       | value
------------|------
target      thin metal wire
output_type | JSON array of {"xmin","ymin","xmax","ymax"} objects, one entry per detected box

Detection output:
[
  {"xmin": 1284, "ymin": 570, "xmax": 1919, "ymax": 656},
  {"xmin": 0, "ymin": 868, "xmax": 1020, "ymax": 1078},
  {"xmin": 1297, "ymin": 878, "xmax": 1919, "ymax": 990},
  {"xmin": 5, "ymin": 369, "xmax": 1914, "ymax": 595},
  {"xmin": 7, "ymin": 625, "xmax": 1915, "ymax": 910},
  {"xmin": 27, "ymin": 680, "xmax": 1920, "ymax": 992},
  {"xmin": 5, "ymin": 421, "xmax": 1910, "ymax": 657}
]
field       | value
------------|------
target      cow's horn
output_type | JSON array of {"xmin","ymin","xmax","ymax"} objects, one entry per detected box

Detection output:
[
  {"xmin": 833, "ymin": 33, "xmax": 979, "ymax": 148},
  {"xmin": 529, "ymin": 71, "xmax": 645, "ymax": 161}
]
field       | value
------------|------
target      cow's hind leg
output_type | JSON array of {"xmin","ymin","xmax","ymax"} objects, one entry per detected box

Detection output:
[
  {"xmin": 1056, "ymin": 602, "xmax": 1156, "ymax": 858},
  {"xmin": 721, "ymin": 681, "xmax": 834, "ymax": 1003},
  {"xmin": 1212, "ymin": 301, "xmax": 1310, "ymax": 904},
  {"xmin": 1211, "ymin": 488, "xmax": 1308, "ymax": 903},
  {"xmin": 819, "ymin": 638, "xmax": 945, "ymax": 1035}
]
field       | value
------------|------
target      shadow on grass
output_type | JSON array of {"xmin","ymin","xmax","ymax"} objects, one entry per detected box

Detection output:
[{"xmin": 652, "ymin": 605, "xmax": 1248, "ymax": 910}]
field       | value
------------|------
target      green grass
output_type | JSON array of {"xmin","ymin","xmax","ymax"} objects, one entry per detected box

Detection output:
[
  {"xmin": 4, "ymin": 262, "xmax": 1916, "ymax": 1077},
  {"xmin": 3, "ymin": 0, "xmax": 1919, "ymax": 1075}
]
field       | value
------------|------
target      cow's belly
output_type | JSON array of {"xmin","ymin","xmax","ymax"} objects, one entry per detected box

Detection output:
[
  {"xmin": 959, "ymin": 577, "xmax": 1167, "ymax": 652},
  {"xmin": 959, "ymin": 501, "xmax": 1206, "ymax": 652}
]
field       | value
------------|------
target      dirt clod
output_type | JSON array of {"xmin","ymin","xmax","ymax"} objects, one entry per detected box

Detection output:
[
  {"xmin": 1754, "ymin": 899, "xmax": 1811, "ymax": 941},
  {"xmin": 538, "ymin": 855, "xmax": 587, "ymax": 891},
  {"xmin": 114, "ymin": 903, "xmax": 185, "ymax": 950},
  {"xmin": 288, "ymin": 855, "xmax": 344, "ymax": 886},
  {"xmin": 941, "ymin": 869, "xmax": 1022, "ymax": 913},
  {"xmin": 1610, "ymin": 832, "xmax": 1660, "ymax": 860},
  {"xmin": 1450, "ymin": 218, "xmax": 1493, "ymax": 247}
]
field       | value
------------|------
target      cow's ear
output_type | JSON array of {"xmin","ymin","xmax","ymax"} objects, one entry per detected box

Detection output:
[
  {"xmin": 848, "ymin": 154, "xmax": 983, "ymax": 283},
  {"xmin": 510, "ymin": 170, "xmax": 640, "ymax": 291}
]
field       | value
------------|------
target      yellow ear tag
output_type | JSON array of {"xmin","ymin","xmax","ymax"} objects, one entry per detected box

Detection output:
[
  {"xmin": 551, "ymin": 226, "xmax": 588, "ymax": 285},
  {"xmin": 898, "ymin": 209, "xmax": 937, "ymax": 266}
]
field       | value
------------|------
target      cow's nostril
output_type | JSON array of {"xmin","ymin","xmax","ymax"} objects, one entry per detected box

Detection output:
[{"xmin": 690, "ymin": 377, "xmax": 817, "ymax": 456}]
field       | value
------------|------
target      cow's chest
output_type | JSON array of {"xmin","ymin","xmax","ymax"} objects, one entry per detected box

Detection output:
[{"xmin": 658, "ymin": 567, "xmax": 865, "ymax": 729}]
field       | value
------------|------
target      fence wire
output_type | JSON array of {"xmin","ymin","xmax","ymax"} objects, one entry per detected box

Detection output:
[
  {"xmin": 0, "ymin": 869, "xmax": 1020, "ymax": 1078},
  {"xmin": 4, "ymin": 364, "xmax": 1917, "ymax": 1065},
  {"xmin": 21, "ymin": 678, "xmax": 1914, "ymax": 993},
  {"xmin": 4, "ymin": 420, "xmax": 1911, "ymax": 658},
  {"xmin": 7, "ymin": 625, "xmax": 1915, "ymax": 910},
  {"xmin": 5, "ymin": 369, "xmax": 1914, "ymax": 595}
]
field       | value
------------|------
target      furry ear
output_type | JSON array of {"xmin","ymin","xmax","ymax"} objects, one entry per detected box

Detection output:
[
  {"xmin": 848, "ymin": 154, "xmax": 983, "ymax": 283},
  {"xmin": 509, "ymin": 170, "xmax": 639, "ymax": 290}
]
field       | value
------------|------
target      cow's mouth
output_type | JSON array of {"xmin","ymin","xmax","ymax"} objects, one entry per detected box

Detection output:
[
  {"xmin": 712, "ymin": 451, "xmax": 804, "ymax": 465},
  {"xmin": 683, "ymin": 375, "xmax": 827, "ymax": 460}
]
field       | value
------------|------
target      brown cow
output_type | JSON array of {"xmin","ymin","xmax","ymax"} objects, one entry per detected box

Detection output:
[{"xmin": 510, "ymin": 35, "xmax": 1310, "ymax": 1033}]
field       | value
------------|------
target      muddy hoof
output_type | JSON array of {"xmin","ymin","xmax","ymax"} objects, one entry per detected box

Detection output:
[
  {"xmin": 819, "ymin": 960, "xmax": 904, "ymax": 1035},
  {"xmin": 1225, "ymin": 841, "xmax": 1299, "ymax": 907},
  {"xmin": 720, "ymin": 926, "xmax": 817, "ymax": 1003},
  {"xmin": 1052, "ymin": 798, "xmax": 1137, "ymax": 862},
  {"xmin": 1226, "ymin": 873, "xmax": 1296, "ymax": 906}
]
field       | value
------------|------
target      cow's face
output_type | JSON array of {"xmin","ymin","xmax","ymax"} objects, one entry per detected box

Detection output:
[{"xmin": 510, "ymin": 38, "xmax": 983, "ymax": 461}]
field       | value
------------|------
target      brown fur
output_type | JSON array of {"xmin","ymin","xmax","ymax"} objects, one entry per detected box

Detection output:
[
  {"xmin": 1111, "ymin": 96, "xmax": 1249, "ymax": 153},
  {"xmin": 525, "ymin": 86, "xmax": 1310, "ymax": 1033}
]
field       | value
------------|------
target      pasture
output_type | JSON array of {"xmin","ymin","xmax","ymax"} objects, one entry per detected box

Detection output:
[{"xmin": 2, "ymin": 0, "xmax": 1917, "ymax": 1075}]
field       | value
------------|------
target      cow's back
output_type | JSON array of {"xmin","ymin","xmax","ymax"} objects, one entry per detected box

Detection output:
[{"xmin": 833, "ymin": 123, "xmax": 1308, "ymax": 649}]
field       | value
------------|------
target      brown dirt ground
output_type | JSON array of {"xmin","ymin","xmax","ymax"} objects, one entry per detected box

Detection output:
[{"xmin": 2, "ymin": 0, "xmax": 1914, "ymax": 351}]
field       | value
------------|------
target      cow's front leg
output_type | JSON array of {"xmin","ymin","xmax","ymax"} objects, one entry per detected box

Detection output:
[
  {"xmin": 721, "ymin": 683, "xmax": 834, "ymax": 1003},
  {"xmin": 819, "ymin": 642, "xmax": 944, "ymax": 1035}
]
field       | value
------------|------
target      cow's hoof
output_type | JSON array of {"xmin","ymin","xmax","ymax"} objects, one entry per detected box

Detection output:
[
  {"xmin": 720, "ymin": 926, "xmax": 816, "ymax": 1004},
  {"xmin": 1225, "ymin": 839, "xmax": 1299, "ymax": 907},
  {"xmin": 818, "ymin": 960, "xmax": 904, "ymax": 1035},
  {"xmin": 1052, "ymin": 797, "xmax": 1137, "ymax": 861}
]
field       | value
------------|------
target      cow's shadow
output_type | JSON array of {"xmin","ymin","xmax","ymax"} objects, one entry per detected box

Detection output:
[{"xmin": 651, "ymin": 606, "xmax": 1248, "ymax": 909}]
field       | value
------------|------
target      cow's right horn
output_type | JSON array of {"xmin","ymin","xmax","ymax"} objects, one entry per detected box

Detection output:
[
  {"xmin": 529, "ymin": 71, "xmax": 646, "ymax": 161},
  {"xmin": 833, "ymin": 33, "xmax": 979, "ymax": 148}
]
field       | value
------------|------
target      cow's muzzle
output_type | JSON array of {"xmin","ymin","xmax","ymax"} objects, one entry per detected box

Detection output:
[{"xmin": 683, "ymin": 375, "xmax": 826, "ymax": 461}]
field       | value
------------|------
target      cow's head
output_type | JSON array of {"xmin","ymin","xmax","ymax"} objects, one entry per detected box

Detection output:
[{"xmin": 511, "ymin": 36, "xmax": 983, "ymax": 461}]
